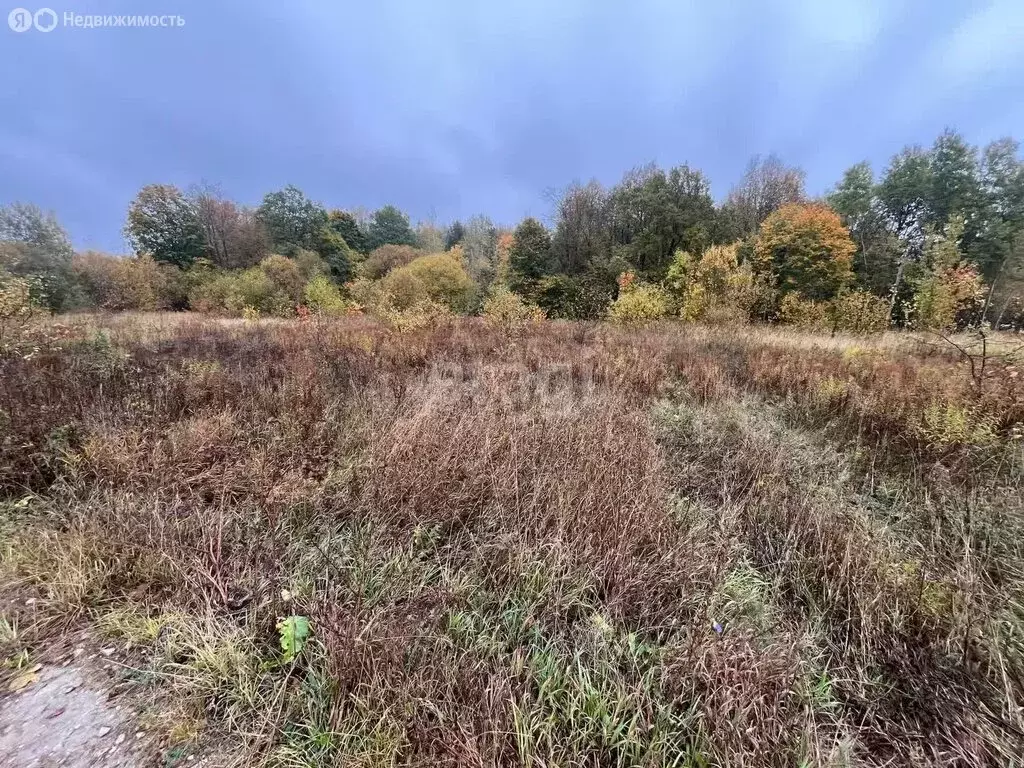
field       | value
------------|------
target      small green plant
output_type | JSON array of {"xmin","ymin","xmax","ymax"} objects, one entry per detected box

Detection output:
[{"xmin": 277, "ymin": 615, "xmax": 311, "ymax": 662}]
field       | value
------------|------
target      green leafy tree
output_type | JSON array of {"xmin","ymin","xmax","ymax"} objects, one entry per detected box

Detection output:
[
  {"xmin": 0, "ymin": 202, "xmax": 76, "ymax": 309},
  {"xmin": 508, "ymin": 217, "xmax": 553, "ymax": 297},
  {"xmin": 929, "ymin": 130, "xmax": 983, "ymax": 233},
  {"xmin": 753, "ymin": 203, "xmax": 855, "ymax": 301},
  {"xmin": 551, "ymin": 180, "xmax": 611, "ymax": 275},
  {"xmin": 366, "ymin": 205, "xmax": 416, "ymax": 250},
  {"xmin": 878, "ymin": 146, "xmax": 933, "ymax": 248},
  {"xmin": 125, "ymin": 184, "xmax": 205, "ymax": 268},
  {"xmin": 608, "ymin": 164, "xmax": 717, "ymax": 280},
  {"xmin": 313, "ymin": 226, "xmax": 355, "ymax": 284},
  {"xmin": 877, "ymin": 146, "xmax": 935, "ymax": 320},
  {"xmin": 256, "ymin": 185, "xmax": 328, "ymax": 251},
  {"xmin": 328, "ymin": 209, "xmax": 367, "ymax": 254},
  {"xmin": 973, "ymin": 138, "xmax": 1024, "ymax": 319},
  {"xmin": 828, "ymin": 162, "xmax": 902, "ymax": 297}
]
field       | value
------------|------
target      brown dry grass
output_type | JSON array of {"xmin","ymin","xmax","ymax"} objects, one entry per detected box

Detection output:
[{"xmin": 1, "ymin": 312, "xmax": 1022, "ymax": 767}]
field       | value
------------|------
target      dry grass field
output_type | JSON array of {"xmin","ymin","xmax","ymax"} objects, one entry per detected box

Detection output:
[{"xmin": 1, "ymin": 313, "xmax": 1023, "ymax": 767}]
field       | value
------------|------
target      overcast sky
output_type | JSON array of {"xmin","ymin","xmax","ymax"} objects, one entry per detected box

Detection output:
[{"xmin": 2, "ymin": 0, "xmax": 1023, "ymax": 252}]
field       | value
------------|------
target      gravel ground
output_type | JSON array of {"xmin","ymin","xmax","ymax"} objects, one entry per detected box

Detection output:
[{"xmin": 0, "ymin": 663, "xmax": 149, "ymax": 767}]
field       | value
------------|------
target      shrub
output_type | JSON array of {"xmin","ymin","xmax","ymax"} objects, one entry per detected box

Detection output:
[
  {"xmin": 672, "ymin": 244, "xmax": 756, "ymax": 324},
  {"xmin": 401, "ymin": 252, "xmax": 476, "ymax": 312},
  {"xmin": 912, "ymin": 264, "xmax": 984, "ymax": 330},
  {"xmin": 291, "ymin": 248, "xmax": 330, "ymax": 281},
  {"xmin": 380, "ymin": 269, "xmax": 428, "ymax": 311},
  {"xmin": 917, "ymin": 402, "xmax": 997, "ymax": 448},
  {"xmin": 482, "ymin": 287, "xmax": 545, "ymax": 333},
  {"xmin": 188, "ymin": 267, "xmax": 293, "ymax": 317},
  {"xmin": 361, "ymin": 244, "xmax": 422, "ymax": 279},
  {"xmin": 345, "ymin": 277, "xmax": 383, "ymax": 312},
  {"xmin": 535, "ymin": 275, "xmax": 612, "ymax": 320},
  {"xmin": 259, "ymin": 254, "xmax": 305, "ymax": 304},
  {"xmin": 608, "ymin": 273, "xmax": 669, "ymax": 323},
  {"xmin": 303, "ymin": 275, "xmax": 350, "ymax": 316},
  {"xmin": 72, "ymin": 252, "xmax": 184, "ymax": 311},
  {"xmin": 0, "ymin": 272, "xmax": 41, "ymax": 347},
  {"xmin": 825, "ymin": 290, "xmax": 891, "ymax": 334},
  {"xmin": 778, "ymin": 293, "xmax": 827, "ymax": 330}
]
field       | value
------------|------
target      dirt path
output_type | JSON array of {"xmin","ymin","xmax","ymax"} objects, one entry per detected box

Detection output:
[{"xmin": 0, "ymin": 660, "xmax": 156, "ymax": 768}]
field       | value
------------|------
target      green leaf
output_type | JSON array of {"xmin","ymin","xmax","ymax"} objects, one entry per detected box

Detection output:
[{"xmin": 276, "ymin": 615, "xmax": 310, "ymax": 662}]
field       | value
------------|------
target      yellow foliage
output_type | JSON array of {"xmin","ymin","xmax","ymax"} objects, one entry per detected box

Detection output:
[
  {"xmin": 482, "ymin": 287, "xmax": 545, "ymax": 333},
  {"xmin": 608, "ymin": 279, "xmax": 669, "ymax": 323},
  {"xmin": 913, "ymin": 265, "xmax": 984, "ymax": 330},
  {"xmin": 754, "ymin": 203, "xmax": 855, "ymax": 300},
  {"xmin": 918, "ymin": 402, "xmax": 996, "ymax": 447},
  {"xmin": 401, "ymin": 252, "xmax": 476, "ymax": 312},
  {"xmin": 673, "ymin": 244, "xmax": 755, "ymax": 324},
  {"xmin": 303, "ymin": 275, "xmax": 350, "ymax": 316}
]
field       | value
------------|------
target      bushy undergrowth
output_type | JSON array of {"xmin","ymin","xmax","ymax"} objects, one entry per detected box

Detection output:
[{"xmin": 1, "ymin": 313, "xmax": 1022, "ymax": 767}]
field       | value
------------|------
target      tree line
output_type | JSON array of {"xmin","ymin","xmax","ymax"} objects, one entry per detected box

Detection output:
[{"xmin": 2, "ymin": 127, "xmax": 1023, "ymax": 331}]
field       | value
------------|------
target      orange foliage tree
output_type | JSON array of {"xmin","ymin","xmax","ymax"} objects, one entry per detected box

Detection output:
[{"xmin": 753, "ymin": 203, "xmax": 855, "ymax": 301}]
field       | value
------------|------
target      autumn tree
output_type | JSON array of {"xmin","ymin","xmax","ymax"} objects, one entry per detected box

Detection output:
[
  {"xmin": 125, "ymin": 184, "xmax": 205, "ymax": 268},
  {"xmin": 361, "ymin": 244, "xmax": 422, "ymax": 279},
  {"xmin": 912, "ymin": 216, "xmax": 985, "ymax": 329},
  {"xmin": 191, "ymin": 185, "xmax": 268, "ymax": 269},
  {"xmin": 670, "ymin": 243, "xmax": 756, "ymax": 323},
  {"xmin": 402, "ymin": 252, "xmax": 476, "ymax": 312},
  {"xmin": 753, "ymin": 203, "xmax": 855, "ymax": 301}
]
